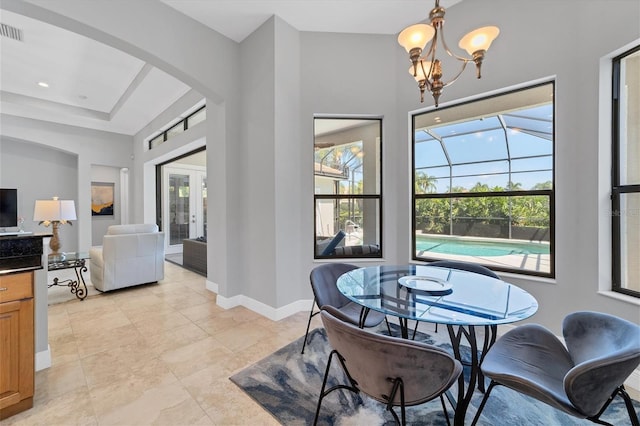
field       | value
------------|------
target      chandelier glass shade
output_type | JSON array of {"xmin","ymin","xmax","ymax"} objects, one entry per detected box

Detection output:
[{"xmin": 398, "ymin": 0, "xmax": 499, "ymax": 106}]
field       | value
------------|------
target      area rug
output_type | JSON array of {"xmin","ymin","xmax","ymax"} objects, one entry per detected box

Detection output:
[{"xmin": 230, "ymin": 327, "xmax": 640, "ymax": 426}]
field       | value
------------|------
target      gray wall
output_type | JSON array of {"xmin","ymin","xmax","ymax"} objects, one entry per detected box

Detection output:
[
  {"xmin": 0, "ymin": 137, "xmax": 78, "ymax": 249},
  {"xmin": 2, "ymin": 0, "xmax": 638, "ymax": 350},
  {"xmin": 0, "ymin": 115, "xmax": 133, "ymax": 251}
]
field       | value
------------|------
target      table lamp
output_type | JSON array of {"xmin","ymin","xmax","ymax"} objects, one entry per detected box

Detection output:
[{"xmin": 33, "ymin": 196, "xmax": 77, "ymax": 259}]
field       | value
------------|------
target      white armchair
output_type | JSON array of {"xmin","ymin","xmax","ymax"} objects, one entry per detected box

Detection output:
[{"xmin": 89, "ymin": 224, "xmax": 165, "ymax": 292}]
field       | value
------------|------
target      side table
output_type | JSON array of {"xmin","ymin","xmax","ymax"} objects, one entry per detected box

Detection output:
[{"xmin": 48, "ymin": 252, "xmax": 90, "ymax": 301}]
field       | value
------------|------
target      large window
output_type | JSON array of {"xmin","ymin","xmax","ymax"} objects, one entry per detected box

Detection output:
[
  {"xmin": 412, "ymin": 82, "xmax": 555, "ymax": 277},
  {"xmin": 612, "ymin": 45, "xmax": 640, "ymax": 297},
  {"xmin": 314, "ymin": 117, "xmax": 382, "ymax": 259}
]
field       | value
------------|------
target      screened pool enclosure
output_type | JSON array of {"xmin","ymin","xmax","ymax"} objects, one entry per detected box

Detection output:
[{"xmin": 412, "ymin": 82, "xmax": 554, "ymax": 276}]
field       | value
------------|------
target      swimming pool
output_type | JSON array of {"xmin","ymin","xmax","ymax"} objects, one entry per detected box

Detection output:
[{"xmin": 415, "ymin": 235, "xmax": 549, "ymax": 257}]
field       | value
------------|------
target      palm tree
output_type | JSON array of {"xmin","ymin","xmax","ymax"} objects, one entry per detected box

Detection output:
[{"xmin": 415, "ymin": 172, "xmax": 438, "ymax": 194}]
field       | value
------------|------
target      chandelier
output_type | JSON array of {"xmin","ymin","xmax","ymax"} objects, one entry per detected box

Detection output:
[{"xmin": 398, "ymin": 0, "xmax": 499, "ymax": 106}]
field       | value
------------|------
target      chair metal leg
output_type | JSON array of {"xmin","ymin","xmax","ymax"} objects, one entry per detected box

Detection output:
[
  {"xmin": 313, "ymin": 350, "xmax": 360, "ymax": 425},
  {"xmin": 477, "ymin": 324, "xmax": 497, "ymax": 393},
  {"xmin": 470, "ymin": 380, "xmax": 497, "ymax": 425},
  {"xmin": 301, "ymin": 297, "xmax": 318, "ymax": 354},
  {"xmin": 440, "ymin": 394, "xmax": 452, "ymax": 426},
  {"xmin": 313, "ymin": 349, "xmax": 335, "ymax": 425},
  {"xmin": 620, "ymin": 386, "xmax": 640, "ymax": 426},
  {"xmin": 588, "ymin": 385, "xmax": 639, "ymax": 426},
  {"xmin": 384, "ymin": 316, "xmax": 392, "ymax": 336},
  {"xmin": 411, "ymin": 321, "xmax": 438, "ymax": 340},
  {"xmin": 385, "ymin": 377, "xmax": 406, "ymax": 426}
]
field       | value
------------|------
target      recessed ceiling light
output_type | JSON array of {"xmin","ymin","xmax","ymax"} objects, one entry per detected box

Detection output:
[{"xmin": 37, "ymin": 81, "xmax": 49, "ymax": 88}]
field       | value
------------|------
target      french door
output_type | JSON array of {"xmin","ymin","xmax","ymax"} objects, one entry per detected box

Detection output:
[{"xmin": 162, "ymin": 165, "xmax": 207, "ymax": 254}]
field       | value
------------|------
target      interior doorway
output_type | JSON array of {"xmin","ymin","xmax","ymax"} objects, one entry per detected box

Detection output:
[{"xmin": 156, "ymin": 148, "xmax": 207, "ymax": 257}]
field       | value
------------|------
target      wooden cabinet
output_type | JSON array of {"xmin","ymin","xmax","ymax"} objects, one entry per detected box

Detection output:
[{"xmin": 0, "ymin": 271, "xmax": 34, "ymax": 420}]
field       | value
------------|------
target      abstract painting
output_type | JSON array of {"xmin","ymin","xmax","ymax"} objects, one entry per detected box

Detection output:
[{"xmin": 91, "ymin": 182, "xmax": 114, "ymax": 216}]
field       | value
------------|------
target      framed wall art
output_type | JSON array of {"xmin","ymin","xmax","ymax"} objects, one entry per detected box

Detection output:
[{"xmin": 91, "ymin": 182, "xmax": 114, "ymax": 216}]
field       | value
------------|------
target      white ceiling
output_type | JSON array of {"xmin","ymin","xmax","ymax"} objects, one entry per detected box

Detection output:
[
  {"xmin": 0, "ymin": 1, "xmax": 459, "ymax": 136},
  {"xmin": 0, "ymin": 9, "xmax": 193, "ymax": 136},
  {"xmin": 161, "ymin": 0, "xmax": 458, "ymax": 43}
]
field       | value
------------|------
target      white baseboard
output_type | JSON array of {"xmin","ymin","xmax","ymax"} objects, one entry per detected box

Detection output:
[
  {"xmin": 215, "ymin": 292, "xmax": 311, "ymax": 321},
  {"xmin": 205, "ymin": 279, "xmax": 218, "ymax": 294},
  {"xmin": 36, "ymin": 345, "xmax": 51, "ymax": 371}
]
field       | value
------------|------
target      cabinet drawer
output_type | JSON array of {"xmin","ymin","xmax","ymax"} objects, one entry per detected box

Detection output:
[{"xmin": 0, "ymin": 273, "xmax": 33, "ymax": 303}]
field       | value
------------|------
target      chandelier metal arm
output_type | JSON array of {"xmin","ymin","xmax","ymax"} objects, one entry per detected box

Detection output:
[{"xmin": 434, "ymin": 23, "xmax": 473, "ymax": 63}]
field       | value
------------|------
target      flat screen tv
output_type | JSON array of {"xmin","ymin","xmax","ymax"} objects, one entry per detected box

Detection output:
[{"xmin": 0, "ymin": 188, "xmax": 18, "ymax": 228}]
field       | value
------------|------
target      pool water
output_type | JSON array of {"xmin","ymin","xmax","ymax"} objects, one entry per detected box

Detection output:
[{"xmin": 416, "ymin": 235, "xmax": 549, "ymax": 257}]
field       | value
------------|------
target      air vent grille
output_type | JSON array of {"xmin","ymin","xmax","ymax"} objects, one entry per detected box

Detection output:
[{"xmin": 0, "ymin": 23, "xmax": 23, "ymax": 41}]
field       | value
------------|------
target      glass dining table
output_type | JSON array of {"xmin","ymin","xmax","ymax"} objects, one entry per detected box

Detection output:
[{"xmin": 336, "ymin": 264, "xmax": 539, "ymax": 426}]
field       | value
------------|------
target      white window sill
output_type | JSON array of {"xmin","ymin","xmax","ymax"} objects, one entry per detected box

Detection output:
[
  {"xmin": 597, "ymin": 290, "xmax": 640, "ymax": 306},
  {"xmin": 498, "ymin": 271, "xmax": 556, "ymax": 285}
]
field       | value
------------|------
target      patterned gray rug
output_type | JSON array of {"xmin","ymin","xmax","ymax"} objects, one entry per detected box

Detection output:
[{"xmin": 230, "ymin": 326, "xmax": 640, "ymax": 425}]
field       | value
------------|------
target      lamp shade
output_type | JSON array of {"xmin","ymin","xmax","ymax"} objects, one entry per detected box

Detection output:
[
  {"xmin": 410, "ymin": 61, "xmax": 431, "ymax": 82},
  {"xmin": 458, "ymin": 26, "xmax": 500, "ymax": 55},
  {"xmin": 33, "ymin": 198, "xmax": 77, "ymax": 222},
  {"xmin": 398, "ymin": 24, "xmax": 435, "ymax": 52}
]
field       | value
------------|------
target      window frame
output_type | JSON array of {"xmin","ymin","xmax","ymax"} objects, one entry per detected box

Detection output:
[
  {"xmin": 411, "ymin": 82, "xmax": 556, "ymax": 278},
  {"xmin": 148, "ymin": 105, "xmax": 206, "ymax": 151},
  {"xmin": 313, "ymin": 116, "xmax": 383, "ymax": 260},
  {"xmin": 611, "ymin": 44, "xmax": 640, "ymax": 298}
]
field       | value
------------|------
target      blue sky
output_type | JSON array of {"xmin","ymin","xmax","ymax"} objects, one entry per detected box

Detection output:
[{"xmin": 414, "ymin": 104, "xmax": 553, "ymax": 192}]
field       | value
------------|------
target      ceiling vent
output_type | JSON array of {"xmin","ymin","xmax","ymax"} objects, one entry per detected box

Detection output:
[{"xmin": 0, "ymin": 23, "xmax": 23, "ymax": 41}]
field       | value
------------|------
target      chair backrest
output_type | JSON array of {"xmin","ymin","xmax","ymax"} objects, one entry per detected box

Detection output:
[
  {"xmin": 101, "ymin": 224, "xmax": 165, "ymax": 288},
  {"xmin": 429, "ymin": 260, "xmax": 499, "ymax": 279},
  {"xmin": 107, "ymin": 223, "xmax": 159, "ymax": 235},
  {"xmin": 309, "ymin": 263, "xmax": 358, "ymax": 309},
  {"xmin": 562, "ymin": 311, "xmax": 640, "ymax": 417},
  {"xmin": 320, "ymin": 306, "xmax": 462, "ymax": 406}
]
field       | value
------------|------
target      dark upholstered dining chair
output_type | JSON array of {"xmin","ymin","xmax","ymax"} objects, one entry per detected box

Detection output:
[
  {"xmin": 314, "ymin": 306, "xmax": 463, "ymax": 425},
  {"xmin": 472, "ymin": 311, "xmax": 640, "ymax": 426},
  {"xmin": 301, "ymin": 263, "xmax": 389, "ymax": 354}
]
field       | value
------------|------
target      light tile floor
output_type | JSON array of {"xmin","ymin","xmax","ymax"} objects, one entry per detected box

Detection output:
[
  {"xmin": 10, "ymin": 261, "xmax": 639, "ymax": 425},
  {"xmin": 6, "ymin": 261, "xmax": 310, "ymax": 425}
]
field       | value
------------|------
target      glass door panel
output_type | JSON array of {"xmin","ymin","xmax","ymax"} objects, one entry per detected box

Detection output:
[
  {"xmin": 200, "ymin": 175, "xmax": 207, "ymax": 238},
  {"xmin": 162, "ymin": 164, "xmax": 207, "ymax": 254},
  {"xmin": 168, "ymin": 173, "xmax": 190, "ymax": 246}
]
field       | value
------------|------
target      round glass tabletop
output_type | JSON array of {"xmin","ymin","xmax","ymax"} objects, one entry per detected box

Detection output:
[{"xmin": 336, "ymin": 264, "xmax": 538, "ymax": 326}]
